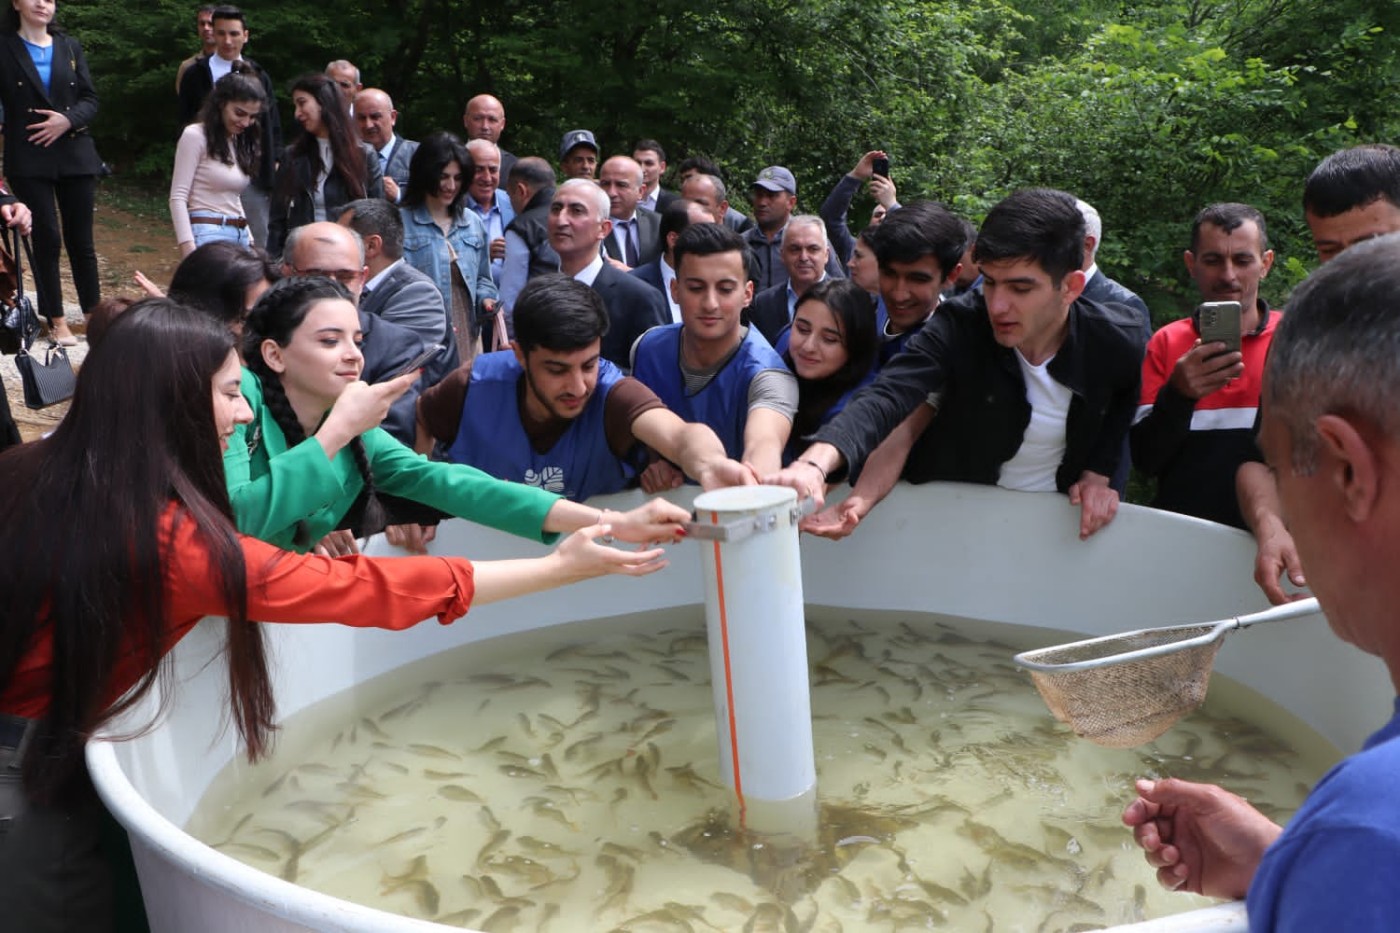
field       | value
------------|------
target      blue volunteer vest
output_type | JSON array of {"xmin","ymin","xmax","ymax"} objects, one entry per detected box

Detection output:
[
  {"xmin": 631, "ymin": 324, "xmax": 786, "ymax": 459},
  {"xmin": 446, "ymin": 351, "xmax": 633, "ymax": 502}
]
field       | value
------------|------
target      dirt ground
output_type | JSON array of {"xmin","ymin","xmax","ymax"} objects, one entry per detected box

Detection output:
[{"xmin": 4, "ymin": 183, "xmax": 180, "ymax": 440}]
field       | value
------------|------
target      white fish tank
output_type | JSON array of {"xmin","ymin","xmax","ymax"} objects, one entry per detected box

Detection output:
[{"xmin": 87, "ymin": 483, "xmax": 1389, "ymax": 932}]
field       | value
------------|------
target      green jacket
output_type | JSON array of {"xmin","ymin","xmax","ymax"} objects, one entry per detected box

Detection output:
[{"xmin": 226, "ymin": 369, "xmax": 560, "ymax": 552}]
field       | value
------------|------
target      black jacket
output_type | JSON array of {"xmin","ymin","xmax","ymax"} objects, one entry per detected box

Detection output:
[
  {"xmin": 176, "ymin": 55, "xmax": 280, "ymax": 191},
  {"xmin": 0, "ymin": 30, "xmax": 102, "ymax": 178},
  {"xmin": 266, "ymin": 141, "xmax": 384, "ymax": 258},
  {"xmin": 816, "ymin": 290, "xmax": 1148, "ymax": 489}
]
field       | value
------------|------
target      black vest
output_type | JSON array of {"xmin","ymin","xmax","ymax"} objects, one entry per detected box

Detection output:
[{"xmin": 504, "ymin": 187, "xmax": 560, "ymax": 280}]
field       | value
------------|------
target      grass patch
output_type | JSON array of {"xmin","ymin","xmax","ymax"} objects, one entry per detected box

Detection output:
[{"xmin": 95, "ymin": 175, "xmax": 169, "ymax": 223}]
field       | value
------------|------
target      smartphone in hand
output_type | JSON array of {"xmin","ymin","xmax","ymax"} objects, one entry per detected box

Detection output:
[
  {"xmin": 384, "ymin": 344, "xmax": 445, "ymax": 382},
  {"xmin": 871, "ymin": 156, "xmax": 890, "ymax": 178},
  {"xmin": 1196, "ymin": 301, "xmax": 1242, "ymax": 354}
]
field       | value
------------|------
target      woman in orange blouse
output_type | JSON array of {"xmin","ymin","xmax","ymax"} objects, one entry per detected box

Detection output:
[{"xmin": 0, "ymin": 298, "xmax": 666, "ymax": 931}]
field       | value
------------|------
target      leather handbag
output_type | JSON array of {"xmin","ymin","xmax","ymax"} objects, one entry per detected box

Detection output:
[
  {"xmin": 0, "ymin": 229, "xmax": 38, "ymax": 355},
  {"xmin": 16, "ymin": 340, "xmax": 76, "ymax": 408}
]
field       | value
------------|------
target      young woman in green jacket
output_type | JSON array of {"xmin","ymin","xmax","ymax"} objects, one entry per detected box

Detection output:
[{"xmin": 225, "ymin": 277, "xmax": 689, "ymax": 552}]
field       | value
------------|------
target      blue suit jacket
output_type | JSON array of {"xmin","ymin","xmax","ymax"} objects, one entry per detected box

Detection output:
[
  {"xmin": 592, "ymin": 263, "xmax": 669, "ymax": 371},
  {"xmin": 629, "ymin": 258, "xmax": 666, "ymax": 297}
]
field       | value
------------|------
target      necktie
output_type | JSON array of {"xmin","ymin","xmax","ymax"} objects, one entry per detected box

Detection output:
[{"xmin": 619, "ymin": 220, "xmax": 639, "ymax": 266}]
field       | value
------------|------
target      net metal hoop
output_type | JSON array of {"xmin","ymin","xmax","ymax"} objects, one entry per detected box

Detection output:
[{"xmin": 1012, "ymin": 620, "xmax": 1236, "ymax": 673}]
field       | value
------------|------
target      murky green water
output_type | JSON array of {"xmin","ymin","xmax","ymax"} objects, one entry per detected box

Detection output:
[{"xmin": 188, "ymin": 607, "xmax": 1334, "ymax": 931}]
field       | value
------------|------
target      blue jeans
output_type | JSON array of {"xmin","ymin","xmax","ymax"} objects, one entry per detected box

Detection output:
[{"xmin": 191, "ymin": 220, "xmax": 251, "ymax": 250}]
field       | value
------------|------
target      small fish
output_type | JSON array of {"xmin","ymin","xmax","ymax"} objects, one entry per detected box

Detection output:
[
  {"xmin": 562, "ymin": 728, "xmax": 602, "ymax": 762},
  {"xmin": 917, "ymin": 879, "xmax": 969, "ymax": 907},
  {"xmin": 408, "ymin": 743, "xmax": 462, "ymax": 761},
  {"xmin": 478, "ymin": 905, "xmax": 521, "ymax": 931},
  {"xmin": 438, "ymin": 784, "xmax": 483, "ymax": 803},
  {"xmin": 517, "ymin": 835, "xmax": 579, "ymax": 857},
  {"xmin": 424, "ymin": 769, "xmax": 470, "ymax": 780},
  {"xmin": 376, "ymin": 826, "xmax": 426, "ymax": 847},
  {"xmin": 526, "ymin": 798, "xmax": 577, "ymax": 831},
  {"xmin": 358, "ymin": 717, "xmax": 390, "ymax": 739},
  {"xmin": 216, "ymin": 840, "xmax": 282, "ymax": 862},
  {"xmin": 476, "ymin": 829, "xmax": 511, "ymax": 868}
]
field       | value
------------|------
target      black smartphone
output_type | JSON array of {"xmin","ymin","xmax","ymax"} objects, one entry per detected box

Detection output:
[
  {"xmin": 872, "ymin": 156, "xmax": 890, "ymax": 178},
  {"xmin": 1196, "ymin": 301, "xmax": 1242, "ymax": 353},
  {"xmin": 385, "ymin": 344, "xmax": 445, "ymax": 381}
]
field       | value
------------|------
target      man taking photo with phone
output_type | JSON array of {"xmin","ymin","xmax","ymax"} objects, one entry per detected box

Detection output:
[{"xmin": 1130, "ymin": 202, "xmax": 1276, "ymax": 527}]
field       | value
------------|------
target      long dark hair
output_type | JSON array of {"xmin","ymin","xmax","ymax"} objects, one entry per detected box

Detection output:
[
  {"xmin": 169, "ymin": 241, "xmax": 279, "ymax": 331},
  {"xmin": 199, "ymin": 68, "xmax": 265, "ymax": 177},
  {"xmin": 402, "ymin": 131, "xmax": 473, "ymax": 214},
  {"xmin": 242, "ymin": 277, "xmax": 383, "ymax": 547},
  {"xmin": 785, "ymin": 279, "xmax": 878, "ymax": 439},
  {"xmin": 279, "ymin": 73, "xmax": 367, "ymax": 205},
  {"xmin": 0, "ymin": 300, "xmax": 274, "ymax": 804}
]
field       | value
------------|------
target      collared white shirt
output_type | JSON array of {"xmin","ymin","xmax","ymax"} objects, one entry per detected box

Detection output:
[
  {"xmin": 363, "ymin": 258, "xmax": 404, "ymax": 296},
  {"xmin": 660, "ymin": 256, "xmax": 680, "ymax": 323},
  {"xmin": 571, "ymin": 252, "xmax": 606, "ymax": 287},
  {"xmin": 1084, "ymin": 262, "xmax": 1100, "ymax": 286},
  {"xmin": 639, "ymin": 187, "xmax": 658, "ymax": 213}
]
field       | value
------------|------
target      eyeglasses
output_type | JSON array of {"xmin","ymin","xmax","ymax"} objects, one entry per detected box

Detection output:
[{"xmin": 291, "ymin": 266, "xmax": 363, "ymax": 286}]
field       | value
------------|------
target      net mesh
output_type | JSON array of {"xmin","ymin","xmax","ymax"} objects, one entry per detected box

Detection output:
[{"xmin": 1020, "ymin": 624, "xmax": 1225, "ymax": 748}]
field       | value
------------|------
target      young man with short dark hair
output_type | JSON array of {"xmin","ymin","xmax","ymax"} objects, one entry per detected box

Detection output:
[
  {"xmin": 416, "ymin": 274, "xmax": 751, "ymax": 500},
  {"xmin": 631, "ymin": 223, "xmax": 797, "ymax": 476},
  {"xmin": 776, "ymin": 188, "xmax": 1148, "ymax": 541}
]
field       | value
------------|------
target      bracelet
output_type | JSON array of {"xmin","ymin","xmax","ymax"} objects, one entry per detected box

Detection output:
[
  {"xmin": 796, "ymin": 459, "xmax": 828, "ymax": 483},
  {"xmin": 594, "ymin": 508, "xmax": 615, "ymax": 544}
]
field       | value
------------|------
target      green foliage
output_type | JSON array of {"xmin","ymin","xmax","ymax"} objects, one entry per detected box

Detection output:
[{"xmin": 62, "ymin": 0, "xmax": 1398, "ymax": 317}]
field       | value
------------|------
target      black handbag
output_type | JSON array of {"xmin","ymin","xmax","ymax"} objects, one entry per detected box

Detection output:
[
  {"xmin": 16, "ymin": 340, "xmax": 76, "ymax": 408},
  {"xmin": 0, "ymin": 229, "xmax": 39, "ymax": 355}
]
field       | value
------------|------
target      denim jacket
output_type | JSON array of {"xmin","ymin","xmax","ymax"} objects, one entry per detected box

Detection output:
[{"xmin": 400, "ymin": 204, "xmax": 498, "ymax": 314}]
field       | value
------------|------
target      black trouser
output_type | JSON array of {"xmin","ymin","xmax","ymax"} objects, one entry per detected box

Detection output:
[
  {"xmin": 7, "ymin": 175, "xmax": 102, "ymax": 323},
  {"xmin": 0, "ymin": 715, "xmax": 115, "ymax": 932},
  {"xmin": 0, "ymin": 381, "xmax": 19, "ymax": 450}
]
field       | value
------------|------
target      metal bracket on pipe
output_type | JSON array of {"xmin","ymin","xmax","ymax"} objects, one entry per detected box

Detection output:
[{"xmin": 685, "ymin": 497, "xmax": 817, "ymax": 543}]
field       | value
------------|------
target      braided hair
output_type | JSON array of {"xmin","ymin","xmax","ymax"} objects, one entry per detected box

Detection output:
[{"xmin": 242, "ymin": 277, "xmax": 384, "ymax": 548}]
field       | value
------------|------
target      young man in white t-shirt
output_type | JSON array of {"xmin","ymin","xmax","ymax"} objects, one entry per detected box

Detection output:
[{"xmin": 772, "ymin": 187, "xmax": 1149, "ymax": 541}]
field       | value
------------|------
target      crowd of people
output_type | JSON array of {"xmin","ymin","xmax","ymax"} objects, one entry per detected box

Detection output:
[{"xmin": 2, "ymin": 1, "xmax": 1400, "ymax": 930}]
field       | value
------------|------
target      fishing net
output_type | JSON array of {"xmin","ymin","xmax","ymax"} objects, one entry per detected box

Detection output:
[{"xmin": 1014, "ymin": 623, "xmax": 1228, "ymax": 748}]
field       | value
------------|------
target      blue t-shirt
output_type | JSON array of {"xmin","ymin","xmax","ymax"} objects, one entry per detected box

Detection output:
[
  {"xmin": 1247, "ymin": 697, "xmax": 1400, "ymax": 931},
  {"xmin": 22, "ymin": 38, "xmax": 52, "ymax": 92}
]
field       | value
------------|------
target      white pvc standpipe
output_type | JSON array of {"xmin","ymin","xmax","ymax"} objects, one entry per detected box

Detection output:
[{"xmin": 692, "ymin": 486, "xmax": 817, "ymax": 835}]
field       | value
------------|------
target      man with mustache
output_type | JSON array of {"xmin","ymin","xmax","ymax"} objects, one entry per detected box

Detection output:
[{"xmin": 1131, "ymin": 203, "xmax": 1275, "ymax": 528}]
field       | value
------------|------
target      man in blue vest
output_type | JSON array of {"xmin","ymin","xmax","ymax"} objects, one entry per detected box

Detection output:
[
  {"xmin": 631, "ymin": 223, "xmax": 797, "ymax": 478},
  {"xmin": 415, "ymin": 274, "xmax": 752, "ymax": 501}
]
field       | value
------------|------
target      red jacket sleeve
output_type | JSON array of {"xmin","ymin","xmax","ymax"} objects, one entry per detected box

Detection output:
[{"xmin": 165, "ymin": 517, "xmax": 477, "ymax": 630}]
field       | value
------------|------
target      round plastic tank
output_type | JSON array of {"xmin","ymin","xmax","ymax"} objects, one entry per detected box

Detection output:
[{"xmin": 87, "ymin": 483, "xmax": 1391, "ymax": 932}]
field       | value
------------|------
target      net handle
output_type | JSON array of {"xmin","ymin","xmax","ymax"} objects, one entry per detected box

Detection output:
[{"xmin": 1013, "ymin": 597, "xmax": 1321, "ymax": 674}]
